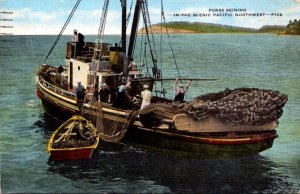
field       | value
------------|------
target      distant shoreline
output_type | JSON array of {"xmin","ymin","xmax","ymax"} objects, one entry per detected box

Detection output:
[
  {"xmin": 138, "ymin": 25, "xmax": 196, "ymax": 34},
  {"xmin": 138, "ymin": 22, "xmax": 299, "ymax": 35}
]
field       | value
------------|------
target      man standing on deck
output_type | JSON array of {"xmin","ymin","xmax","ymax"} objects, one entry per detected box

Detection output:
[
  {"xmin": 140, "ymin": 84, "xmax": 152, "ymax": 110},
  {"xmin": 75, "ymin": 82, "xmax": 85, "ymax": 110},
  {"xmin": 72, "ymin": 29, "xmax": 79, "ymax": 43},
  {"xmin": 72, "ymin": 29, "xmax": 85, "ymax": 56},
  {"xmin": 174, "ymin": 78, "xmax": 192, "ymax": 103},
  {"xmin": 99, "ymin": 83, "xmax": 111, "ymax": 103}
]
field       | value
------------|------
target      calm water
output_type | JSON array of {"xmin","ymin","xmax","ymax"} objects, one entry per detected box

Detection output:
[{"xmin": 0, "ymin": 34, "xmax": 299, "ymax": 193}]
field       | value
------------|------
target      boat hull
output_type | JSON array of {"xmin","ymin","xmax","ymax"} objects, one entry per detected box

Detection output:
[
  {"xmin": 49, "ymin": 148, "xmax": 96, "ymax": 160},
  {"xmin": 125, "ymin": 126, "xmax": 277, "ymax": 159},
  {"xmin": 47, "ymin": 115, "xmax": 100, "ymax": 160},
  {"xmin": 37, "ymin": 76, "xmax": 278, "ymax": 158}
]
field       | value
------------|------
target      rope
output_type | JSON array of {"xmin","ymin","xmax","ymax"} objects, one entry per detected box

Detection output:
[
  {"xmin": 126, "ymin": 0, "xmax": 134, "ymax": 27},
  {"xmin": 160, "ymin": 0, "xmax": 181, "ymax": 79},
  {"xmin": 159, "ymin": 0, "xmax": 165, "ymax": 97},
  {"xmin": 43, "ymin": 0, "xmax": 81, "ymax": 63}
]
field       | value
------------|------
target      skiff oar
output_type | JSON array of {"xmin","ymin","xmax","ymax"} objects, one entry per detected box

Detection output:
[{"xmin": 54, "ymin": 121, "xmax": 79, "ymax": 143}]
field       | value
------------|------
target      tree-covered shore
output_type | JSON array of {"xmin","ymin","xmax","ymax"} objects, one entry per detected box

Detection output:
[
  {"xmin": 138, "ymin": 21, "xmax": 299, "ymax": 35},
  {"xmin": 285, "ymin": 19, "xmax": 300, "ymax": 35}
]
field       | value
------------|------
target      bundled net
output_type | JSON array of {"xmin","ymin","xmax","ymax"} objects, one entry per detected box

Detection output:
[
  {"xmin": 185, "ymin": 88, "xmax": 288, "ymax": 126},
  {"xmin": 52, "ymin": 118, "xmax": 98, "ymax": 149}
]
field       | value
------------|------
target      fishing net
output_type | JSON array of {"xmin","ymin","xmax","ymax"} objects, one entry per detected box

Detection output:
[
  {"xmin": 52, "ymin": 117, "xmax": 98, "ymax": 149},
  {"xmin": 185, "ymin": 88, "xmax": 288, "ymax": 126},
  {"xmin": 95, "ymin": 107, "xmax": 138, "ymax": 143}
]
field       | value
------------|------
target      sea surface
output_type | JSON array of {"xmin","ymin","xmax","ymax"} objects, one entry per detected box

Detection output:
[{"xmin": 0, "ymin": 34, "xmax": 299, "ymax": 193}]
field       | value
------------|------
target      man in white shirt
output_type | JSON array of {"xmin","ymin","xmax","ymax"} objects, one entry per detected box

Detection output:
[
  {"xmin": 72, "ymin": 29, "xmax": 78, "ymax": 42},
  {"xmin": 140, "ymin": 84, "xmax": 152, "ymax": 110},
  {"xmin": 72, "ymin": 29, "xmax": 85, "ymax": 56}
]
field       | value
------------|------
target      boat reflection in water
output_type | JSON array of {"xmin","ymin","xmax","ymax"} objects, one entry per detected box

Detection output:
[{"xmin": 47, "ymin": 143, "xmax": 293, "ymax": 193}]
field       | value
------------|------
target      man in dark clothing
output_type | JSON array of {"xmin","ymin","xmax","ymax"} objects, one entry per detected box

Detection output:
[
  {"xmin": 174, "ymin": 78, "xmax": 192, "ymax": 103},
  {"xmin": 99, "ymin": 83, "xmax": 111, "ymax": 103},
  {"xmin": 77, "ymin": 32, "xmax": 85, "ymax": 56},
  {"xmin": 114, "ymin": 83, "xmax": 133, "ymax": 109},
  {"xmin": 76, "ymin": 82, "xmax": 85, "ymax": 110}
]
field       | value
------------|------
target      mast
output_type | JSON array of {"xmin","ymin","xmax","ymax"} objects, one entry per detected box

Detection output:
[
  {"xmin": 121, "ymin": 0, "xmax": 127, "ymax": 75},
  {"xmin": 121, "ymin": 0, "xmax": 127, "ymax": 53},
  {"xmin": 127, "ymin": 0, "xmax": 141, "ymax": 60}
]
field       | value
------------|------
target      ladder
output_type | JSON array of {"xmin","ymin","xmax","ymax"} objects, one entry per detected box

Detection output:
[
  {"xmin": 92, "ymin": 0, "xmax": 110, "ymax": 63},
  {"xmin": 86, "ymin": 0, "xmax": 110, "ymax": 105},
  {"xmin": 88, "ymin": 0, "xmax": 110, "ymax": 134}
]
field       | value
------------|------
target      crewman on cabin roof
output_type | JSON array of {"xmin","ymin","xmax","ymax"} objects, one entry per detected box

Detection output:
[
  {"xmin": 72, "ymin": 29, "xmax": 78, "ymax": 43},
  {"xmin": 71, "ymin": 29, "xmax": 85, "ymax": 56}
]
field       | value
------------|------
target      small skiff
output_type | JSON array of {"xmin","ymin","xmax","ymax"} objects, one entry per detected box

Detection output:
[{"xmin": 47, "ymin": 115, "xmax": 100, "ymax": 160}]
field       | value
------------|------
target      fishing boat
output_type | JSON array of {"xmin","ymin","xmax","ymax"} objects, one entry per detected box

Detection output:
[
  {"xmin": 36, "ymin": 0, "xmax": 288, "ymax": 158},
  {"xmin": 47, "ymin": 115, "xmax": 100, "ymax": 160}
]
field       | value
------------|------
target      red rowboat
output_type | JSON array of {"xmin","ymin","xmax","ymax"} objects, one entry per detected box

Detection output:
[{"xmin": 47, "ymin": 115, "xmax": 100, "ymax": 160}]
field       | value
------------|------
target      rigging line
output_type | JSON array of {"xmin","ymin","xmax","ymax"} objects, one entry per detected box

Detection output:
[
  {"xmin": 43, "ymin": 0, "xmax": 81, "ymax": 63},
  {"xmin": 126, "ymin": 0, "xmax": 134, "ymax": 27},
  {"xmin": 144, "ymin": 1, "xmax": 157, "ymax": 56},
  {"xmin": 140, "ymin": 1, "xmax": 158, "ymax": 71},
  {"xmin": 138, "ymin": 30, "xmax": 145, "ymax": 72},
  {"xmin": 160, "ymin": 0, "xmax": 165, "ymax": 97},
  {"xmin": 143, "ymin": 42, "xmax": 151, "ymax": 77},
  {"xmin": 138, "ymin": 28, "xmax": 145, "ymax": 74},
  {"xmin": 160, "ymin": 0, "xmax": 181, "ymax": 79}
]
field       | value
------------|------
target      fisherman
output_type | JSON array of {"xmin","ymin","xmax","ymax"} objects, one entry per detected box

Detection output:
[
  {"xmin": 140, "ymin": 84, "xmax": 152, "ymax": 110},
  {"xmin": 128, "ymin": 57, "xmax": 137, "ymax": 71},
  {"xmin": 75, "ymin": 81, "xmax": 85, "ymax": 110},
  {"xmin": 74, "ymin": 120, "xmax": 95, "ymax": 141},
  {"xmin": 99, "ymin": 82, "xmax": 111, "ymax": 103},
  {"xmin": 114, "ymin": 81, "xmax": 134, "ymax": 109},
  {"xmin": 114, "ymin": 82, "xmax": 127, "ymax": 108},
  {"xmin": 174, "ymin": 78, "xmax": 192, "ymax": 103},
  {"xmin": 93, "ymin": 83, "xmax": 99, "ymax": 101},
  {"xmin": 71, "ymin": 29, "xmax": 85, "ymax": 56},
  {"xmin": 72, "ymin": 29, "xmax": 79, "ymax": 43}
]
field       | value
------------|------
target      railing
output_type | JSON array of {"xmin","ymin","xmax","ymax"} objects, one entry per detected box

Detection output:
[
  {"xmin": 38, "ymin": 76, "xmax": 76, "ymax": 100},
  {"xmin": 66, "ymin": 42, "xmax": 96, "ymax": 61}
]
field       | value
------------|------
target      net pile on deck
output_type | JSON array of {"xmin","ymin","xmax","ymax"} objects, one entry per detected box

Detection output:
[{"xmin": 185, "ymin": 88, "xmax": 288, "ymax": 126}]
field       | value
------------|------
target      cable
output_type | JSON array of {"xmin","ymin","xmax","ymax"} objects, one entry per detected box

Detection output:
[
  {"xmin": 160, "ymin": 0, "xmax": 181, "ymax": 79},
  {"xmin": 43, "ymin": 0, "xmax": 81, "ymax": 63},
  {"xmin": 160, "ymin": 0, "xmax": 165, "ymax": 97}
]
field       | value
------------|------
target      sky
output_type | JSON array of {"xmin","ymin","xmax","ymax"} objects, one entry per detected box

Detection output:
[{"xmin": 0, "ymin": 0, "xmax": 299, "ymax": 35}]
